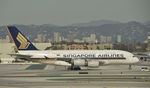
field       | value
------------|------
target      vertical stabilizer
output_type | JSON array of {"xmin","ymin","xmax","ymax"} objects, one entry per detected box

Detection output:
[{"xmin": 6, "ymin": 26, "xmax": 38, "ymax": 50}]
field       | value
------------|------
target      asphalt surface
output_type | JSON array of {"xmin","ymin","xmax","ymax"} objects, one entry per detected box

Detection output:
[{"xmin": 0, "ymin": 64, "xmax": 150, "ymax": 88}]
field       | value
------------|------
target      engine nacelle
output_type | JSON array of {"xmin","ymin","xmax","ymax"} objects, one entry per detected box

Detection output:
[
  {"xmin": 88, "ymin": 60, "xmax": 99, "ymax": 67},
  {"xmin": 73, "ymin": 59, "xmax": 86, "ymax": 66},
  {"xmin": 73, "ymin": 59, "xmax": 99, "ymax": 67}
]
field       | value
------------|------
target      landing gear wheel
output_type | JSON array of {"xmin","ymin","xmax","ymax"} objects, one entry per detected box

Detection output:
[{"xmin": 68, "ymin": 66, "xmax": 81, "ymax": 70}]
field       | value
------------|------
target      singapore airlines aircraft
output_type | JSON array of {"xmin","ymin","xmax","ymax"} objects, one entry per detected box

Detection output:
[{"xmin": 6, "ymin": 26, "xmax": 139, "ymax": 70}]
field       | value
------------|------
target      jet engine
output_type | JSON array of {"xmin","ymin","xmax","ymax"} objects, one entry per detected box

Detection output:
[
  {"xmin": 87, "ymin": 60, "xmax": 99, "ymax": 67},
  {"xmin": 73, "ymin": 59, "xmax": 86, "ymax": 66},
  {"xmin": 73, "ymin": 59, "xmax": 99, "ymax": 67}
]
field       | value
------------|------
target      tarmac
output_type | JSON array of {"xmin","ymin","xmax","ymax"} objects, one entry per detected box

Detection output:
[{"xmin": 0, "ymin": 63, "xmax": 150, "ymax": 88}]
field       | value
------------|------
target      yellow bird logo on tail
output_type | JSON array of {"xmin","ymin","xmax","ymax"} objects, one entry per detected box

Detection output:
[{"xmin": 16, "ymin": 32, "xmax": 30, "ymax": 49}]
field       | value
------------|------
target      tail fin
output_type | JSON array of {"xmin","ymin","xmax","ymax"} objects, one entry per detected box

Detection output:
[{"xmin": 6, "ymin": 26, "xmax": 38, "ymax": 50}]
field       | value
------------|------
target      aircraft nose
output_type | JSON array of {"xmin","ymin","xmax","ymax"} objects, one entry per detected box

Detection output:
[{"xmin": 134, "ymin": 57, "xmax": 139, "ymax": 63}]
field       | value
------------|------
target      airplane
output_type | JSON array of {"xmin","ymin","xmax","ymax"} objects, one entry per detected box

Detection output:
[
  {"xmin": 134, "ymin": 52, "xmax": 150, "ymax": 61},
  {"xmin": 6, "ymin": 26, "xmax": 139, "ymax": 70}
]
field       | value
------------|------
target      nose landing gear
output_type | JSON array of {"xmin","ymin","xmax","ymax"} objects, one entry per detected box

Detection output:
[{"xmin": 128, "ymin": 65, "xmax": 132, "ymax": 70}]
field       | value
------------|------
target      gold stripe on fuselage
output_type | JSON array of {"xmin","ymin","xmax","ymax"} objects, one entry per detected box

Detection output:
[{"xmin": 31, "ymin": 59, "xmax": 57, "ymax": 62}]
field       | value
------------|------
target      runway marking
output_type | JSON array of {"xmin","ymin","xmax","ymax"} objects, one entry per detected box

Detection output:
[{"xmin": 47, "ymin": 77, "xmax": 150, "ymax": 82}]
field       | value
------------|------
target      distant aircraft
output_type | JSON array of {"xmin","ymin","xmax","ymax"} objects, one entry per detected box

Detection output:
[
  {"xmin": 6, "ymin": 26, "xmax": 139, "ymax": 70},
  {"xmin": 134, "ymin": 52, "xmax": 150, "ymax": 61}
]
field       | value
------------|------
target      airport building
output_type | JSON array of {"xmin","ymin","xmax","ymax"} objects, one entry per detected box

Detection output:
[
  {"xmin": 82, "ymin": 34, "xmax": 97, "ymax": 43},
  {"xmin": 117, "ymin": 35, "xmax": 121, "ymax": 43},
  {"xmin": 0, "ymin": 35, "xmax": 10, "ymax": 43},
  {"xmin": 68, "ymin": 44, "xmax": 86, "ymax": 50},
  {"xmin": 53, "ymin": 44, "xmax": 113, "ymax": 50},
  {"xmin": 34, "ymin": 34, "xmax": 47, "ymax": 43}
]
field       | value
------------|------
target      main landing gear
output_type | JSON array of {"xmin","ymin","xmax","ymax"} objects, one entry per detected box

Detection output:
[{"xmin": 68, "ymin": 65, "xmax": 81, "ymax": 70}]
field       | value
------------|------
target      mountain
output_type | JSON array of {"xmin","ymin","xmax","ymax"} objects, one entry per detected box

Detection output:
[
  {"xmin": 71, "ymin": 20, "xmax": 121, "ymax": 27},
  {"xmin": 0, "ymin": 20, "xmax": 150, "ymax": 43}
]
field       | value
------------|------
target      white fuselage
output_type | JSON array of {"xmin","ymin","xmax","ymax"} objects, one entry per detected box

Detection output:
[{"xmin": 18, "ymin": 50, "xmax": 139, "ymax": 66}]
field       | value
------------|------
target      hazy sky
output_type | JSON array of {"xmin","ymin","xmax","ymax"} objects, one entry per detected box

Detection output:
[{"xmin": 0, "ymin": 0, "xmax": 150, "ymax": 26}]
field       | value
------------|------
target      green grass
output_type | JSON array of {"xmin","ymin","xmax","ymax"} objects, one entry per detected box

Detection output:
[{"xmin": 26, "ymin": 64, "xmax": 46, "ymax": 70}]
